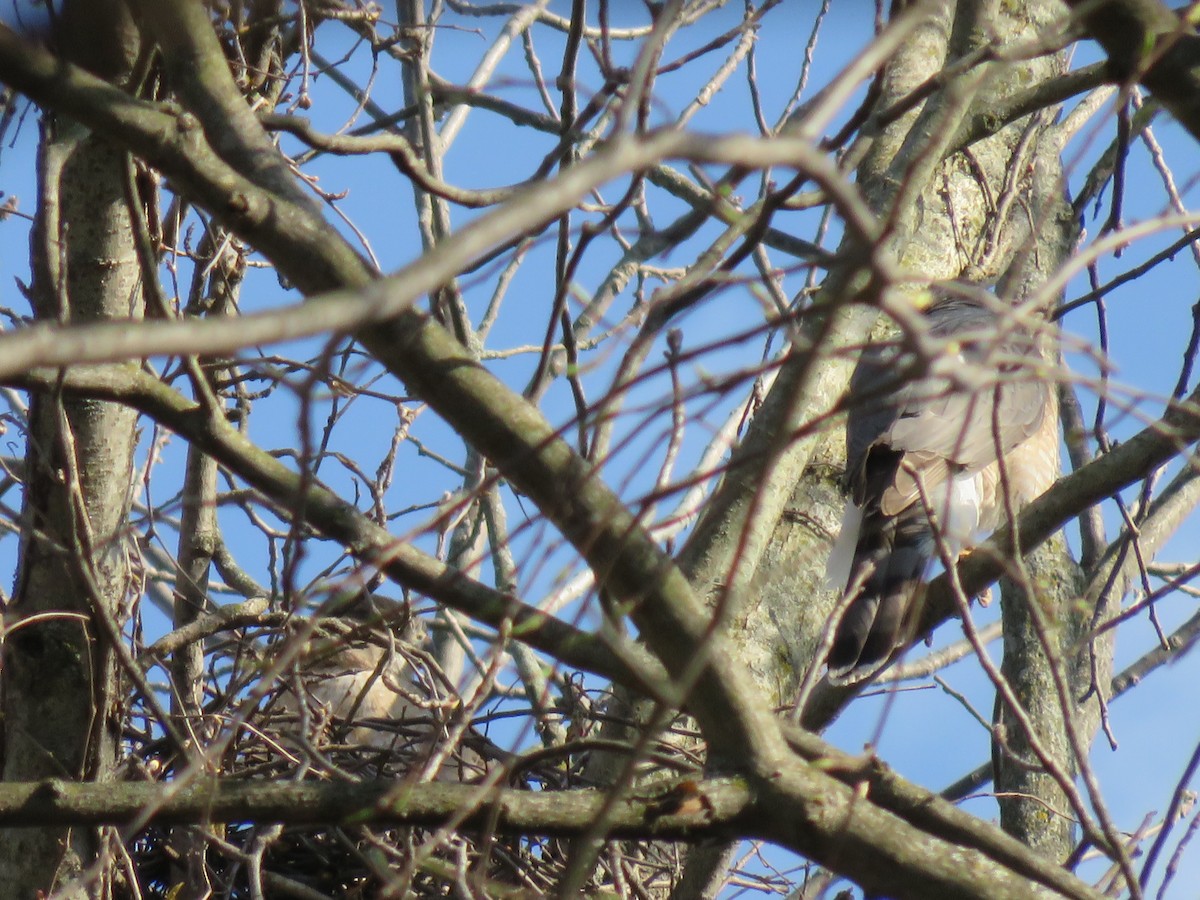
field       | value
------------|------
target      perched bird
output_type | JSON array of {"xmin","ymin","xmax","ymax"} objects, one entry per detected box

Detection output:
[
  {"xmin": 825, "ymin": 290, "xmax": 1058, "ymax": 682},
  {"xmin": 268, "ymin": 625, "xmax": 495, "ymax": 781}
]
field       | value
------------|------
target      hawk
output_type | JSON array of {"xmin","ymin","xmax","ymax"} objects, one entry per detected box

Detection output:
[{"xmin": 825, "ymin": 290, "xmax": 1059, "ymax": 682}]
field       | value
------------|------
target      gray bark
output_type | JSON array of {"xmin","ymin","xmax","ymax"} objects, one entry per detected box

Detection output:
[
  {"xmin": 0, "ymin": 3, "xmax": 141, "ymax": 895},
  {"xmin": 992, "ymin": 55, "xmax": 1101, "ymax": 861},
  {"xmin": 684, "ymin": 0, "xmax": 1097, "ymax": 886},
  {"xmin": 765, "ymin": 0, "xmax": 1076, "ymax": 712},
  {"xmin": 580, "ymin": 2, "xmax": 1093, "ymax": 892},
  {"xmin": 169, "ymin": 233, "xmax": 243, "ymax": 899}
]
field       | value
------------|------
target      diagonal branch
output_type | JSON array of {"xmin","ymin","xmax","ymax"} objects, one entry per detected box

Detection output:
[
  {"xmin": 4, "ymin": 365, "xmax": 668, "ymax": 698},
  {"xmin": 0, "ymin": 13, "xmax": 864, "ymax": 765},
  {"xmin": 1062, "ymin": 0, "xmax": 1200, "ymax": 143}
]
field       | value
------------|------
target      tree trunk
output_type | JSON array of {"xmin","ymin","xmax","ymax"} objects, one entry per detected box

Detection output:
[
  {"xmin": 0, "ymin": 3, "xmax": 141, "ymax": 895},
  {"xmin": 671, "ymin": 0, "xmax": 1100, "ymax": 889}
]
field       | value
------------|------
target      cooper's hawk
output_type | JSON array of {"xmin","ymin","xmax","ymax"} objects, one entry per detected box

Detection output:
[{"xmin": 825, "ymin": 290, "xmax": 1059, "ymax": 682}]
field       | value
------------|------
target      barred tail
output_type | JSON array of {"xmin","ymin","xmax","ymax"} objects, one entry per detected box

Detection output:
[{"xmin": 828, "ymin": 505, "xmax": 931, "ymax": 681}]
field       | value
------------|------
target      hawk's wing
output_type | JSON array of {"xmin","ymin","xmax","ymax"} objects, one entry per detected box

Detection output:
[{"xmin": 827, "ymin": 296, "xmax": 1055, "ymax": 681}]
